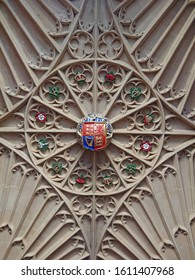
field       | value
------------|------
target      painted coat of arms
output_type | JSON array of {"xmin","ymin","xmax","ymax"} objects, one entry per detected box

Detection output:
[{"xmin": 76, "ymin": 114, "xmax": 113, "ymax": 151}]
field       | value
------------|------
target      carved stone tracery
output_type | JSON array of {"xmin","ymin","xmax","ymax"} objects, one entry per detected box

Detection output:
[{"xmin": 0, "ymin": 0, "xmax": 195, "ymax": 260}]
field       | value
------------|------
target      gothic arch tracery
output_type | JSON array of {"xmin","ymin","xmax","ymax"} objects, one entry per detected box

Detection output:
[{"xmin": 0, "ymin": 0, "xmax": 195, "ymax": 259}]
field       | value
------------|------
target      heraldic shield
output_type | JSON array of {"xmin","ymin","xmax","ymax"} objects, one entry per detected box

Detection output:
[
  {"xmin": 82, "ymin": 122, "xmax": 106, "ymax": 151},
  {"xmin": 76, "ymin": 114, "xmax": 113, "ymax": 151}
]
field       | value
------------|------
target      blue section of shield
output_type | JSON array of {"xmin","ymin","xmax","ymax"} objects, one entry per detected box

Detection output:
[
  {"xmin": 82, "ymin": 136, "xmax": 95, "ymax": 150},
  {"xmin": 95, "ymin": 117, "xmax": 104, "ymax": 122},
  {"xmin": 106, "ymin": 123, "xmax": 110, "ymax": 130}
]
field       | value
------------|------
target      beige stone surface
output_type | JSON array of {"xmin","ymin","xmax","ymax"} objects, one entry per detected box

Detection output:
[{"xmin": 0, "ymin": 0, "xmax": 194, "ymax": 259}]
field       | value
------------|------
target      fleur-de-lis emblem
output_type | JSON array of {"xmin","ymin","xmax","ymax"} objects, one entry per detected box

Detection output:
[
  {"xmin": 49, "ymin": 86, "xmax": 60, "ymax": 99},
  {"xmin": 52, "ymin": 162, "xmax": 62, "ymax": 173},
  {"xmin": 129, "ymin": 87, "xmax": 142, "ymax": 100},
  {"xmin": 126, "ymin": 164, "xmax": 137, "ymax": 174},
  {"xmin": 38, "ymin": 139, "xmax": 48, "ymax": 150}
]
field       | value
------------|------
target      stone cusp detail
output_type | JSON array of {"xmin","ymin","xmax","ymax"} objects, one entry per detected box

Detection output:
[{"xmin": 76, "ymin": 114, "xmax": 113, "ymax": 151}]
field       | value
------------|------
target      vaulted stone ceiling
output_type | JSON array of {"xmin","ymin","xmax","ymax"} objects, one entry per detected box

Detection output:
[{"xmin": 0, "ymin": 0, "xmax": 195, "ymax": 260}]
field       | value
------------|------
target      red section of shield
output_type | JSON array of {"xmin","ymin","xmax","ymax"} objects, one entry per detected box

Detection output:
[
  {"xmin": 83, "ymin": 122, "xmax": 94, "ymax": 136},
  {"xmin": 82, "ymin": 122, "xmax": 106, "ymax": 150},
  {"xmin": 94, "ymin": 123, "xmax": 105, "ymax": 134},
  {"xmin": 94, "ymin": 134, "xmax": 106, "ymax": 150}
]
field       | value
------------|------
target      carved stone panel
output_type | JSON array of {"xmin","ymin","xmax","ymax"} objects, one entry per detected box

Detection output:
[{"xmin": 0, "ymin": 0, "xmax": 195, "ymax": 259}]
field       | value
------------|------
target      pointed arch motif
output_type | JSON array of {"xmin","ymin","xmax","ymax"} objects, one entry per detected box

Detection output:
[{"xmin": 0, "ymin": 0, "xmax": 195, "ymax": 259}]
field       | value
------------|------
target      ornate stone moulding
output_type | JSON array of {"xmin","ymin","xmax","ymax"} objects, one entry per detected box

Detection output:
[{"xmin": 76, "ymin": 114, "xmax": 113, "ymax": 151}]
